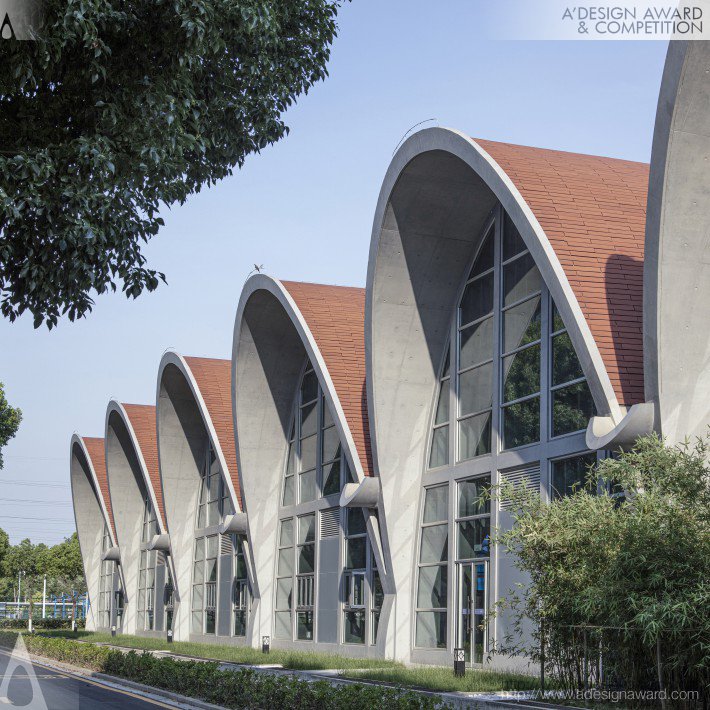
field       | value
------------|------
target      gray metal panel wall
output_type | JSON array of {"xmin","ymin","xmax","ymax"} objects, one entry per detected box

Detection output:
[
  {"xmin": 154, "ymin": 564, "xmax": 166, "ymax": 632},
  {"xmin": 217, "ymin": 554, "xmax": 233, "ymax": 637},
  {"xmin": 317, "ymin": 536, "xmax": 340, "ymax": 644}
]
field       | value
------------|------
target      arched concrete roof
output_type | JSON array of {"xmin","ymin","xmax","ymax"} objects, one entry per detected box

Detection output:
[
  {"xmin": 70, "ymin": 435, "xmax": 116, "ymax": 543},
  {"xmin": 106, "ymin": 402, "xmax": 165, "ymax": 531},
  {"xmin": 233, "ymin": 274, "xmax": 370, "ymax": 492},
  {"xmin": 366, "ymin": 128, "xmax": 649, "ymax": 488},
  {"xmin": 231, "ymin": 275, "xmax": 372, "ymax": 635},
  {"xmin": 156, "ymin": 351, "xmax": 241, "ymax": 512},
  {"xmin": 70, "ymin": 435, "xmax": 119, "ymax": 630}
]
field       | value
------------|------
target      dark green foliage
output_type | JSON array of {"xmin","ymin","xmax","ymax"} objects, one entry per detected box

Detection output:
[
  {"xmin": 0, "ymin": 382, "xmax": 21, "ymax": 468},
  {"xmin": 0, "ymin": 632, "xmax": 446, "ymax": 709},
  {"xmin": 0, "ymin": 0, "xmax": 343, "ymax": 328},
  {"xmin": 0, "ymin": 618, "xmax": 84, "ymax": 630},
  {"xmin": 494, "ymin": 435, "xmax": 710, "ymax": 706},
  {"xmin": 0, "ymin": 531, "xmax": 87, "ymax": 601}
]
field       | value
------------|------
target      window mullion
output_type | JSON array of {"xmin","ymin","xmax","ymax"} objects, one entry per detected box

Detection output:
[
  {"xmin": 540, "ymin": 289, "xmax": 550, "ymax": 446},
  {"xmin": 492, "ymin": 205, "xmax": 503, "ymax": 455}
]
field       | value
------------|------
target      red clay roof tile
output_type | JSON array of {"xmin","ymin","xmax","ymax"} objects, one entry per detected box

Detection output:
[
  {"xmin": 183, "ymin": 357, "xmax": 242, "ymax": 507},
  {"xmin": 121, "ymin": 404, "xmax": 164, "ymax": 526},
  {"xmin": 281, "ymin": 281, "xmax": 373, "ymax": 477},
  {"xmin": 477, "ymin": 139, "xmax": 647, "ymax": 407},
  {"xmin": 81, "ymin": 436, "xmax": 116, "ymax": 541}
]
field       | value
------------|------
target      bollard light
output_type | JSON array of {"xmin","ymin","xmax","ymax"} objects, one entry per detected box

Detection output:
[
  {"xmin": 167, "ymin": 629, "xmax": 173, "ymax": 643},
  {"xmin": 262, "ymin": 635, "xmax": 270, "ymax": 654},
  {"xmin": 454, "ymin": 647, "xmax": 466, "ymax": 678},
  {"xmin": 111, "ymin": 625, "xmax": 116, "ymax": 638}
]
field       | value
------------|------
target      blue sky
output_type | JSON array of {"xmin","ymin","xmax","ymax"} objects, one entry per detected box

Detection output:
[{"xmin": 0, "ymin": 1, "xmax": 668, "ymax": 545}]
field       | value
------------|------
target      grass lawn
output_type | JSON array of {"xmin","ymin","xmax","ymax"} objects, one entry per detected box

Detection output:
[
  {"xmin": 341, "ymin": 665, "xmax": 540, "ymax": 693},
  {"xmin": 46, "ymin": 630, "xmax": 539, "ymax": 693},
  {"xmin": 45, "ymin": 630, "xmax": 399, "ymax": 670}
]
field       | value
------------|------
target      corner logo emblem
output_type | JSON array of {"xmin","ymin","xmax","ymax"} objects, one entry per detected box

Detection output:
[{"xmin": 0, "ymin": 634, "xmax": 49, "ymax": 709}]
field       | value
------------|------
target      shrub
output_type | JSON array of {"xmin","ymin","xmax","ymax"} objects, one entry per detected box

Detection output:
[
  {"xmin": 0, "ymin": 631, "xmax": 446, "ymax": 709},
  {"xmin": 0, "ymin": 618, "xmax": 84, "ymax": 630},
  {"xmin": 495, "ymin": 435, "xmax": 710, "ymax": 706}
]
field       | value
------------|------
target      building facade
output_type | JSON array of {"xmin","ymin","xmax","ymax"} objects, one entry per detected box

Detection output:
[{"xmin": 70, "ymin": 40, "xmax": 710, "ymax": 667}]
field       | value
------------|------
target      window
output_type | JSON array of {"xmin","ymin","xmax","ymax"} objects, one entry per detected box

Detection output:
[
  {"xmin": 193, "ymin": 440, "xmax": 232, "ymax": 636},
  {"xmin": 343, "ymin": 509, "xmax": 368, "ymax": 644},
  {"xmin": 164, "ymin": 567, "xmax": 174, "ymax": 632},
  {"xmin": 283, "ymin": 363, "xmax": 352, "ymax": 506},
  {"xmin": 501, "ymin": 218, "xmax": 542, "ymax": 449},
  {"xmin": 142, "ymin": 495, "xmax": 159, "ymax": 545},
  {"xmin": 137, "ymin": 550, "xmax": 156, "ymax": 631},
  {"xmin": 296, "ymin": 514, "xmax": 316, "ymax": 640},
  {"xmin": 197, "ymin": 444, "xmax": 232, "ymax": 529},
  {"xmin": 458, "ymin": 228, "xmax": 494, "ymax": 460},
  {"xmin": 233, "ymin": 534, "xmax": 250, "ymax": 636},
  {"xmin": 456, "ymin": 477, "xmax": 491, "ymax": 559},
  {"xmin": 429, "ymin": 348, "xmax": 450, "ymax": 468},
  {"xmin": 192, "ymin": 534, "xmax": 218, "ymax": 634},
  {"xmin": 137, "ymin": 496, "xmax": 158, "ymax": 631},
  {"xmin": 275, "ymin": 518, "xmax": 294, "ymax": 639},
  {"xmin": 371, "ymin": 550, "xmax": 383, "ymax": 645},
  {"xmin": 415, "ymin": 486, "xmax": 448, "ymax": 648},
  {"xmin": 551, "ymin": 453, "xmax": 598, "ymax": 499},
  {"xmin": 550, "ymin": 301, "xmax": 595, "ymax": 437},
  {"xmin": 427, "ymin": 207, "xmax": 597, "ymax": 467},
  {"xmin": 98, "ymin": 525, "xmax": 113, "ymax": 628}
]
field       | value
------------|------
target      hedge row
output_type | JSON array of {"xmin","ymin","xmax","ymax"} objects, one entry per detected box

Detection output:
[
  {"xmin": 0, "ymin": 618, "xmax": 84, "ymax": 630},
  {"xmin": 0, "ymin": 633, "xmax": 446, "ymax": 709}
]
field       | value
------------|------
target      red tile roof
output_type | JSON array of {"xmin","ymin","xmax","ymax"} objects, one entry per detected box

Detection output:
[
  {"xmin": 477, "ymin": 139, "xmax": 647, "ymax": 407},
  {"xmin": 81, "ymin": 436, "xmax": 116, "ymax": 540},
  {"xmin": 281, "ymin": 281, "xmax": 373, "ymax": 477},
  {"xmin": 121, "ymin": 404, "xmax": 164, "ymax": 526},
  {"xmin": 183, "ymin": 357, "xmax": 241, "ymax": 507}
]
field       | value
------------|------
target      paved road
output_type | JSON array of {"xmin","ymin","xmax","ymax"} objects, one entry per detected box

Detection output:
[{"xmin": 0, "ymin": 645, "xmax": 192, "ymax": 709}]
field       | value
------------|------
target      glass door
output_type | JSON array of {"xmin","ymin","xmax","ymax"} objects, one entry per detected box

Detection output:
[{"xmin": 457, "ymin": 561, "xmax": 488, "ymax": 664}]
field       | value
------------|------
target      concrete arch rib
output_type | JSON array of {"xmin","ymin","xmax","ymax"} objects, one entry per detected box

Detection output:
[
  {"xmin": 644, "ymin": 40, "xmax": 710, "ymax": 444},
  {"xmin": 69, "ymin": 435, "xmax": 119, "ymax": 631},
  {"xmin": 232, "ymin": 274, "xmax": 370, "ymax": 645}
]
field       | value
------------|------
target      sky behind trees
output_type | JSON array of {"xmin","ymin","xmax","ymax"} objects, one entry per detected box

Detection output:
[{"xmin": 0, "ymin": 1, "xmax": 668, "ymax": 544}]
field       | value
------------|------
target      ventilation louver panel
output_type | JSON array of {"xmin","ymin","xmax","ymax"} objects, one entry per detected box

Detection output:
[
  {"xmin": 500, "ymin": 464, "xmax": 541, "ymax": 510},
  {"xmin": 156, "ymin": 551, "xmax": 166, "ymax": 566},
  {"xmin": 320, "ymin": 507, "xmax": 340, "ymax": 537},
  {"xmin": 220, "ymin": 533, "xmax": 234, "ymax": 556}
]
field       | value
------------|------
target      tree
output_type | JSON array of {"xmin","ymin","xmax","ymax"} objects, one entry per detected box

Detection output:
[
  {"xmin": 0, "ymin": 0, "xmax": 344, "ymax": 328},
  {"xmin": 0, "ymin": 382, "xmax": 21, "ymax": 468},
  {"xmin": 45, "ymin": 533, "xmax": 86, "ymax": 598},
  {"xmin": 494, "ymin": 435, "xmax": 710, "ymax": 704}
]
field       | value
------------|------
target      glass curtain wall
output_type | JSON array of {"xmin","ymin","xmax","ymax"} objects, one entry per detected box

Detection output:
[
  {"xmin": 275, "ymin": 359, "xmax": 376, "ymax": 645},
  {"xmin": 98, "ymin": 524, "xmax": 114, "ymax": 628},
  {"xmin": 192, "ymin": 441, "xmax": 234, "ymax": 635},
  {"xmin": 233, "ymin": 533, "xmax": 249, "ymax": 636},
  {"xmin": 137, "ymin": 495, "xmax": 159, "ymax": 631},
  {"xmin": 416, "ymin": 204, "xmax": 600, "ymax": 660}
]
